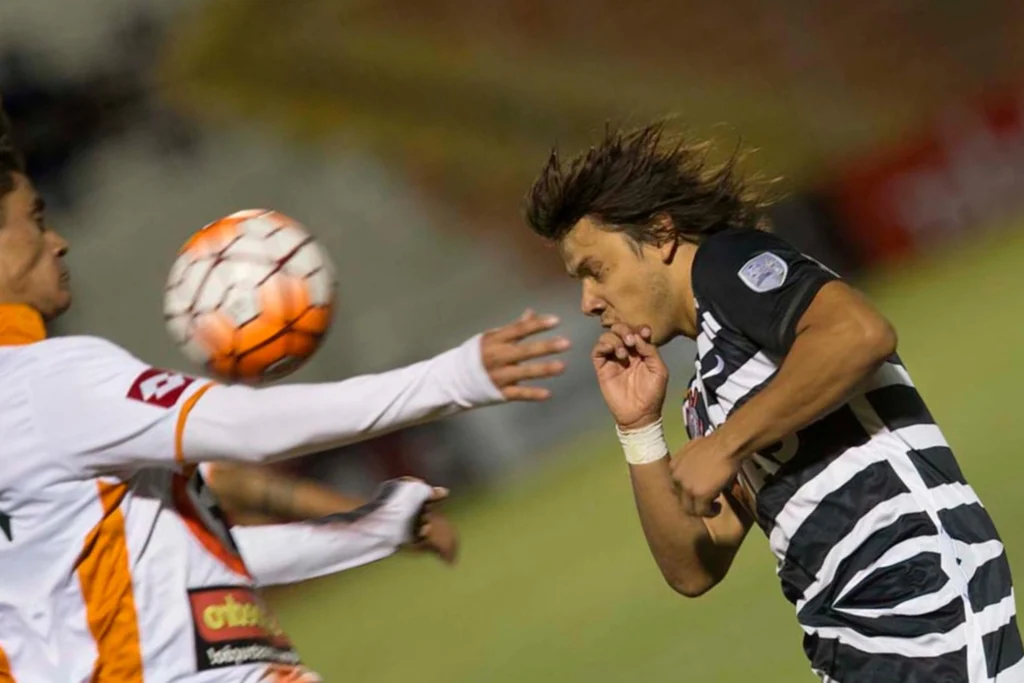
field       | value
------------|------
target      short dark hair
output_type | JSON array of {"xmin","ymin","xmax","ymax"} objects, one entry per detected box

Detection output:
[
  {"xmin": 0, "ymin": 99, "xmax": 25, "ymax": 206},
  {"xmin": 524, "ymin": 121, "xmax": 770, "ymax": 248}
]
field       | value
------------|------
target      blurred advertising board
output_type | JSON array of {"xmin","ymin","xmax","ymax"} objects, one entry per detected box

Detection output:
[{"xmin": 828, "ymin": 85, "xmax": 1024, "ymax": 266}]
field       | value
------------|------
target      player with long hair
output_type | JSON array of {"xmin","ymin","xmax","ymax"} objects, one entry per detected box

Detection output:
[{"xmin": 524, "ymin": 122, "xmax": 1020, "ymax": 682}]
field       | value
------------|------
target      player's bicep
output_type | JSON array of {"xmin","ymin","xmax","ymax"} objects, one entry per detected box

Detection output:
[
  {"xmin": 30, "ymin": 338, "xmax": 215, "ymax": 474},
  {"xmin": 793, "ymin": 279, "xmax": 897, "ymax": 350}
]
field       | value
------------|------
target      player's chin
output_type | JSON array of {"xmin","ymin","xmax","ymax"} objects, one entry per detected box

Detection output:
[
  {"xmin": 653, "ymin": 329, "xmax": 672, "ymax": 345},
  {"xmin": 42, "ymin": 290, "xmax": 73, "ymax": 320},
  {"xmin": 648, "ymin": 326, "xmax": 675, "ymax": 347}
]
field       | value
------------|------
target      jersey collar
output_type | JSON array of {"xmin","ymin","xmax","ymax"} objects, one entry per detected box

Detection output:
[{"xmin": 0, "ymin": 304, "xmax": 47, "ymax": 345}]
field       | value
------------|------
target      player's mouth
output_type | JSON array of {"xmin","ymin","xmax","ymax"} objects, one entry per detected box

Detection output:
[{"xmin": 59, "ymin": 271, "xmax": 71, "ymax": 285}]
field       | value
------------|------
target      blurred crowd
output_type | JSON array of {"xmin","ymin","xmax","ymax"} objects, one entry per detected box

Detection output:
[{"xmin": 0, "ymin": 14, "xmax": 196, "ymax": 213}]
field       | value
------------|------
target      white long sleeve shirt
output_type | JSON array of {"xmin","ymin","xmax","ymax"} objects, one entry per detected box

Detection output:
[{"xmin": 0, "ymin": 311, "xmax": 501, "ymax": 683}]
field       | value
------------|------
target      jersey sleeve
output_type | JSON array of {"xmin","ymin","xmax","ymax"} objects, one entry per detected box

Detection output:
[
  {"xmin": 691, "ymin": 229, "xmax": 839, "ymax": 357},
  {"xmin": 231, "ymin": 479, "xmax": 434, "ymax": 587},
  {"xmin": 29, "ymin": 337, "xmax": 216, "ymax": 475}
]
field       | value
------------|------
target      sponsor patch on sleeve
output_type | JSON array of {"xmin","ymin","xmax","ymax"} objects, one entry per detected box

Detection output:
[
  {"xmin": 737, "ymin": 252, "xmax": 789, "ymax": 293},
  {"xmin": 126, "ymin": 369, "xmax": 195, "ymax": 408},
  {"xmin": 188, "ymin": 585, "xmax": 313, "ymax": 674}
]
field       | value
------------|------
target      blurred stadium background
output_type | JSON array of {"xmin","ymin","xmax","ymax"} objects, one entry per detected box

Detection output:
[{"xmin": 3, "ymin": 0, "xmax": 1024, "ymax": 679}]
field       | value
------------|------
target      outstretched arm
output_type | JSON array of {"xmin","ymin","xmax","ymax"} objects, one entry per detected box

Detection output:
[
  {"xmin": 229, "ymin": 479, "xmax": 453, "ymax": 587},
  {"xmin": 202, "ymin": 461, "xmax": 365, "ymax": 525},
  {"xmin": 184, "ymin": 312, "xmax": 567, "ymax": 465},
  {"xmin": 35, "ymin": 311, "xmax": 567, "ymax": 475},
  {"xmin": 202, "ymin": 463, "xmax": 459, "ymax": 565}
]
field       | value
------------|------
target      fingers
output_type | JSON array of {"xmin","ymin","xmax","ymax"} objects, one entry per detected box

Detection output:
[
  {"xmin": 501, "ymin": 384, "xmax": 552, "ymax": 402},
  {"xmin": 500, "ymin": 337, "xmax": 572, "ymax": 364},
  {"xmin": 418, "ymin": 512, "xmax": 459, "ymax": 565},
  {"xmin": 631, "ymin": 328, "xmax": 658, "ymax": 359},
  {"xmin": 592, "ymin": 323, "xmax": 656, "ymax": 360},
  {"xmin": 609, "ymin": 323, "xmax": 659, "ymax": 360},
  {"xmin": 427, "ymin": 486, "xmax": 449, "ymax": 503},
  {"xmin": 439, "ymin": 530, "xmax": 459, "ymax": 564},
  {"xmin": 680, "ymin": 492, "xmax": 722, "ymax": 518},
  {"xmin": 491, "ymin": 358, "xmax": 566, "ymax": 387},
  {"xmin": 591, "ymin": 331, "xmax": 629, "ymax": 362},
  {"xmin": 492, "ymin": 310, "xmax": 561, "ymax": 343},
  {"xmin": 482, "ymin": 310, "xmax": 569, "ymax": 402},
  {"xmin": 608, "ymin": 323, "xmax": 639, "ymax": 346}
]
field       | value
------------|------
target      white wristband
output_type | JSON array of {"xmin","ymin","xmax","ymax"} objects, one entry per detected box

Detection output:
[{"xmin": 616, "ymin": 419, "xmax": 669, "ymax": 465}]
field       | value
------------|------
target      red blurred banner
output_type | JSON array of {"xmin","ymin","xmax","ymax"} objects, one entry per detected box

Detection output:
[{"xmin": 829, "ymin": 85, "xmax": 1024, "ymax": 265}]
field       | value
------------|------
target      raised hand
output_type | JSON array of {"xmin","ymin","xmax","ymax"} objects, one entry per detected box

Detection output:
[
  {"xmin": 591, "ymin": 323, "xmax": 669, "ymax": 430},
  {"xmin": 481, "ymin": 309, "xmax": 571, "ymax": 401}
]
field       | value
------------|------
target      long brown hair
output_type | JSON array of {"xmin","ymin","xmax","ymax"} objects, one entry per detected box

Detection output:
[{"xmin": 524, "ymin": 121, "xmax": 770, "ymax": 247}]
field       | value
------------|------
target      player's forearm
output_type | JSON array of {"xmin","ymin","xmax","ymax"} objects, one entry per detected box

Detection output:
[
  {"xmin": 183, "ymin": 335, "xmax": 503, "ymax": 464},
  {"xmin": 232, "ymin": 479, "xmax": 432, "ymax": 587},
  {"xmin": 203, "ymin": 463, "xmax": 366, "ymax": 523},
  {"xmin": 718, "ymin": 319, "xmax": 896, "ymax": 460},
  {"xmin": 629, "ymin": 459, "xmax": 736, "ymax": 597}
]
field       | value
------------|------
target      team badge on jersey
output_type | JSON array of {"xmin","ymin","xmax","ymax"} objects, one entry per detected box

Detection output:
[
  {"xmin": 127, "ymin": 368, "xmax": 196, "ymax": 408},
  {"xmin": 738, "ymin": 251, "xmax": 788, "ymax": 293},
  {"xmin": 683, "ymin": 387, "xmax": 709, "ymax": 438}
]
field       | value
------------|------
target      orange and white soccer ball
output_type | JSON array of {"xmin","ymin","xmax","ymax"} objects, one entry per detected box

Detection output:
[{"xmin": 164, "ymin": 209, "xmax": 336, "ymax": 383}]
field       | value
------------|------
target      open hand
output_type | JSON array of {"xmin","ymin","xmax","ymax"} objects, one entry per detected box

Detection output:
[
  {"xmin": 591, "ymin": 323, "xmax": 668, "ymax": 429},
  {"xmin": 481, "ymin": 309, "xmax": 571, "ymax": 401}
]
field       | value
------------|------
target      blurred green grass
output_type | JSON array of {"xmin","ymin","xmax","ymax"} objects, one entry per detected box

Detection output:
[{"xmin": 269, "ymin": 226, "xmax": 1024, "ymax": 682}]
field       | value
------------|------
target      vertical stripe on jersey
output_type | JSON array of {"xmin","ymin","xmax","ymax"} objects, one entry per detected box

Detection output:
[
  {"xmin": 76, "ymin": 482, "xmax": 144, "ymax": 682},
  {"xmin": 0, "ymin": 646, "xmax": 14, "ymax": 682}
]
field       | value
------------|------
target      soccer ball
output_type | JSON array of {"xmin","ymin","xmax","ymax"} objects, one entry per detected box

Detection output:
[{"xmin": 164, "ymin": 209, "xmax": 336, "ymax": 384}]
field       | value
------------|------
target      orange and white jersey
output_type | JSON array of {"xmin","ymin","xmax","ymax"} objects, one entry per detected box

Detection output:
[
  {"xmin": 0, "ymin": 331, "xmax": 316, "ymax": 682},
  {"xmin": 0, "ymin": 305, "xmax": 494, "ymax": 682}
]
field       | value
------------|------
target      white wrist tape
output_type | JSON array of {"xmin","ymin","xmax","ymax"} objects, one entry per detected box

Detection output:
[{"xmin": 616, "ymin": 419, "xmax": 669, "ymax": 465}]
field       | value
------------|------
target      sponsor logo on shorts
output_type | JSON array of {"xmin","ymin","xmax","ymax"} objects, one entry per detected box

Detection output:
[
  {"xmin": 127, "ymin": 368, "xmax": 195, "ymax": 408},
  {"xmin": 188, "ymin": 586, "xmax": 306, "ymax": 672}
]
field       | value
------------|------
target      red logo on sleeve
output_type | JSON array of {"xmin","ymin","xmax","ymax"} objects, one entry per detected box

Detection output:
[{"xmin": 127, "ymin": 369, "xmax": 195, "ymax": 408}]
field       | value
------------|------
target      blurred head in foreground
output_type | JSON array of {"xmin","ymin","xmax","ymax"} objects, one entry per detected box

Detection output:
[
  {"xmin": 0, "ymin": 99, "xmax": 70, "ymax": 320},
  {"xmin": 524, "ymin": 121, "xmax": 769, "ymax": 344}
]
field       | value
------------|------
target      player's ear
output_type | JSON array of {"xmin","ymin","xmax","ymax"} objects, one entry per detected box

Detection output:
[
  {"xmin": 658, "ymin": 237, "xmax": 679, "ymax": 265},
  {"xmin": 652, "ymin": 214, "xmax": 677, "ymax": 265}
]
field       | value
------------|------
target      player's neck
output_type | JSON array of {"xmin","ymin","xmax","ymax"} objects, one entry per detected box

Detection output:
[
  {"xmin": 0, "ymin": 304, "xmax": 46, "ymax": 345},
  {"xmin": 671, "ymin": 243, "xmax": 700, "ymax": 339}
]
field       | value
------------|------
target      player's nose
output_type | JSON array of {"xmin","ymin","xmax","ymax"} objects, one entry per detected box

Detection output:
[
  {"xmin": 47, "ymin": 230, "xmax": 69, "ymax": 256},
  {"xmin": 580, "ymin": 286, "xmax": 604, "ymax": 317}
]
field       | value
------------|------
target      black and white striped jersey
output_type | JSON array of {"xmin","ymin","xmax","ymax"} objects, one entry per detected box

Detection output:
[{"xmin": 681, "ymin": 228, "xmax": 1021, "ymax": 683}]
